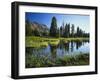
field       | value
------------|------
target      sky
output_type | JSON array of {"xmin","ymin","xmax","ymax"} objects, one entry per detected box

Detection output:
[{"xmin": 25, "ymin": 12, "xmax": 90, "ymax": 33}]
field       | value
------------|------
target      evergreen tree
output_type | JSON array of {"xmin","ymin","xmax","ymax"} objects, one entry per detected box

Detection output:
[
  {"xmin": 79, "ymin": 29, "xmax": 83, "ymax": 37},
  {"xmin": 60, "ymin": 26, "xmax": 63, "ymax": 37},
  {"xmin": 56, "ymin": 28, "xmax": 60, "ymax": 37},
  {"xmin": 33, "ymin": 29, "xmax": 40, "ymax": 36},
  {"xmin": 64, "ymin": 23, "xmax": 68, "ymax": 37},
  {"xmin": 71, "ymin": 24, "xmax": 75, "ymax": 37},
  {"xmin": 50, "ymin": 16, "xmax": 58, "ymax": 37},
  {"xmin": 67, "ymin": 23, "xmax": 70, "ymax": 37},
  {"xmin": 77, "ymin": 27, "xmax": 80, "ymax": 37},
  {"xmin": 25, "ymin": 20, "xmax": 33, "ymax": 36}
]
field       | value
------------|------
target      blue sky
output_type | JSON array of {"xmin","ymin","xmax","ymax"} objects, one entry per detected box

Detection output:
[{"xmin": 26, "ymin": 12, "xmax": 90, "ymax": 33}]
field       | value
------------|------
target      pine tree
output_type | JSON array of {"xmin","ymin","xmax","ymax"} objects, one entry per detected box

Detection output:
[
  {"xmin": 25, "ymin": 20, "xmax": 33, "ymax": 36},
  {"xmin": 60, "ymin": 26, "xmax": 63, "ymax": 37},
  {"xmin": 77, "ymin": 27, "xmax": 80, "ymax": 37},
  {"xmin": 64, "ymin": 23, "xmax": 68, "ymax": 37},
  {"xmin": 67, "ymin": 23, "xmax": 70, "ymax": 37},
  {"xmin": 50, "ymin": 16, "xmax": 58, "ymax": 37},
  {"xmin": 71, "ymin": 24, "xmax": 75, "ymax": 37}
]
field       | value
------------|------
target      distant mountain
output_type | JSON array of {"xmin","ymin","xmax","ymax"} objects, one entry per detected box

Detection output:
[
  {"xmin": 31, "ymin": 21, "xmax": 49, "ymax": 33},
  {"xmin": 26, "ymin": 20, "xmax": 49, "ymax": 36}
]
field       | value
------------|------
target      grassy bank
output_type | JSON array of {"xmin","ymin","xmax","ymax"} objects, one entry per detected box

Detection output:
[
  {"xmin": 26, "ymin": 53, "xmax": 89, "ymax": 68},
  {"xmin": 26, "ymin": 36, "xmax": 89, "ymax": 48}
]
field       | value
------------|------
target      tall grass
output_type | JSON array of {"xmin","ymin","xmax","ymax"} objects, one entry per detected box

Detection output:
[{"xmin": 26, "ymin": 53, "xmax": 89, "ymax": 68}]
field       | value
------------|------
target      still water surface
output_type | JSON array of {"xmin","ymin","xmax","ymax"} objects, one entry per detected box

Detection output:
[{"xmin": 26, "ymin": 41, "xmax": 90, "ymax": 59}]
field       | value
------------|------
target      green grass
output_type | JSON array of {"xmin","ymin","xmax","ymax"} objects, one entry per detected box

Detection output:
[
  {"xmin": 60, "ymin": 37, "xmax": 89, "ymax": 43},
  {"xmin": 26, "ymin": 41, "xmax": 48, "ymax": 48},
  {"xmin": 26, "ymin": 36, "xmax": 89, "ymax": 48},
  {"xmin": 26, "ymin": 53, "xmax": 89, "ymax": 68},
  {"xmin": 26, "ymin": 36, "xmax": 60, "ymax": 47},
  {"xmin": 49, "ymin": 40, "xmax": 60, "ymax": 46}
]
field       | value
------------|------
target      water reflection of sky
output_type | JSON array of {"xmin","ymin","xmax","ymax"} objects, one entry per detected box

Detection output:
[
  {"xmin": 75, "ymin": 42, "xmax": 89, "ymax": 54},
  {"xmin": 31, "ymin": 42, "xmax": 90, "ymax": 58},
  {"xmin": 57, "ymin": 43, "xmax": 89, "ymax": 57}
]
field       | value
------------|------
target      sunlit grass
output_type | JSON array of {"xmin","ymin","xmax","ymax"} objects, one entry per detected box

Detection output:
[
  {"xmin": 49, "ymin": 40, "xmax": 60, "ymax": 46},
  {"xmin": 26, "ymin": 41, "xmax": 48, "ymax": 48},
  {"xmin": 25, "ymin": 36, "xmax": 89, "ymax": 47}
]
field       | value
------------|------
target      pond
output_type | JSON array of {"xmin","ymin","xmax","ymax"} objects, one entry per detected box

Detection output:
[{"xmin": 26, "ymin": 40, "xmax": 90, "ymax": 68}]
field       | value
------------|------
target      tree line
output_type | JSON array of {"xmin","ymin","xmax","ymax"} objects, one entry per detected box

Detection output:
[
  {"xmin": 26, "ymin": 16, "xmax": 89, "ymax": 38},
  {"xmin": 50, "ymin": 16, "xmax": 89, "ymax": 38}
]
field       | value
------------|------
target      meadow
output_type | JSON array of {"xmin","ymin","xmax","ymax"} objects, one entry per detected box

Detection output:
[{"xmin": 26, "ymin": 36, "xmax": 89, "ymax": 48}]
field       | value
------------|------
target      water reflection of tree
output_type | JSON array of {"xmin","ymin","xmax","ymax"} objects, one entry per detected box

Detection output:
[
  {"xmin": 75, "ymin": 40, "xmax": 89, "ymax": 50},
  {"xmin": 50, "ymin": 45, "xmax": 57, "ymax": 62},
  {"xmin": 76, "ymin": 41, "xmax": 82, "ymax": 49},
  {"xmin": 26, "ymin": 47, "xmax": 33, "ymax": 55},
  {"xmin": 59, "ymin": 42, "xmax": 64, "ymax": 50},
  {"xmin": 59, "ymin": 41, "xmax": 70, "ymax": 53},
  {"xmin": 64, "ymin": 43, "xmax": 69, "ymax": 52},
  {"xmin": 26, "ymin": 40, "xmax": 89, "ymax": 59},
  {"xmin": 71, "ymin": 41, "xmax": 74, "ymax": 52}
]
